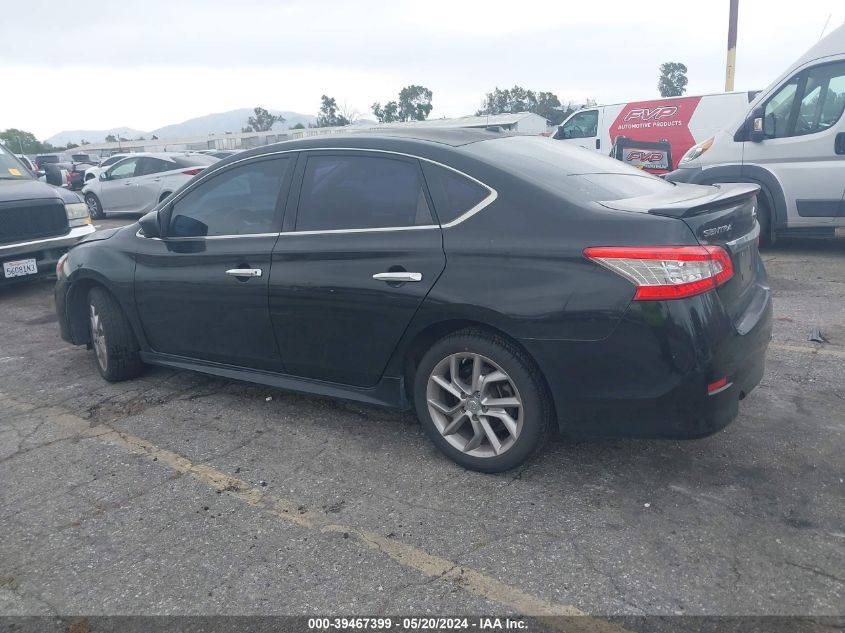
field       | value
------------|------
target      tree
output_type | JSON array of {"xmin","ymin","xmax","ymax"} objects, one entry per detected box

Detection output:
[
  {"xmin": 105, "ymin": 134, "xmax": 117, "ymax": 143},
  {"xmin": 372, "ymin": 100, "xmax": 400, "ymax": 123},
  {"xmin": 242, "ymin": 106, "xmax": 284, "ymax": 132},
  {"xmin": 658, "ymin": 62, "xmax": 688, "ymax": 97},
  {"xmin": 291, "ymin": 123, "xmax": 306, "ymax": 129},
  {"xmin": 476, "ymin": 86, "xmax": 579, "ymax": 125},
  {"xmin": 66, "ymin": 142, "xmax": 79, "ymax": 149},
  {"xmin": 316, "ymin": 95, "xmax": 350, "ymax": 127},
  {"xmin": 373, "ymin": 85, "xmax": 433, "ymax": 123},
  {"xmin": 151, "ymin": 134, "xmax": 159, "ymax": 140},
  {"xmin": 0, "ymin": 128, "xmax": 44, "ymax": 154}
]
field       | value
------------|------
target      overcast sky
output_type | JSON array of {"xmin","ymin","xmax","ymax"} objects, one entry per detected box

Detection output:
[{"xmin": 2, "ymin": 0, "xmax": 844, "ymax": 140}]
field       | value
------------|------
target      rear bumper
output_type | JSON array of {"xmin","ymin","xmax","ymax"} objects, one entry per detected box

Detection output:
[{"xmin": 521, "ymin": 280, "xmax": 773, "ymax": 439}]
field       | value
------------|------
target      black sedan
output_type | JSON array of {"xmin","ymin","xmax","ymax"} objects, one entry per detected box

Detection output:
[{"xmin": 54, "ymin": 130, "xmax": 772, "ymax": 472}]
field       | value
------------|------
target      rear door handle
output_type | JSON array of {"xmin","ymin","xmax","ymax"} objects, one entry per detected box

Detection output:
[
  {"xmin": 373, "ymin": 272, "xmax": 422, "ymax": 283},
  {"xmin": 226, "ymin": 268, "xmax": 263, "ymax": 278}
]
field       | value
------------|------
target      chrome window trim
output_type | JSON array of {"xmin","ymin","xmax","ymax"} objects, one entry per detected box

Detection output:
[
  {"xmin": 135, "ymin": 229, "xmax": 278, "ymax": 241},
  {"xmin": 143, "ymin": 147, "xmax": 498, "ymax": 240}
]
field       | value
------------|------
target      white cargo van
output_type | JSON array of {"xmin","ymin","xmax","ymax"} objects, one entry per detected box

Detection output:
[
  {"xmin": 552, "ymin": 92, "xmax": 755, "ymax": 173},
  {"xmin": 666, "ymin": 24, "xmax": 845, "ymax": 244}
]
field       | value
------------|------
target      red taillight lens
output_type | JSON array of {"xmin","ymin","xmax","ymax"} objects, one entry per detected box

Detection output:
[
  {"xmin": 583, "ymin": 245, "xmax": 734, "ymax": 300},
  {"xmin": 182, "ymin": 168, "xmax": 204, "ymax": 176}
]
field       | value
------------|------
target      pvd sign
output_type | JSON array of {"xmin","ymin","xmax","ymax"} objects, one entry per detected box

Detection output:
[{"xmin": 623, "ymin": 106, "xmax": 679, "ymax": 122}]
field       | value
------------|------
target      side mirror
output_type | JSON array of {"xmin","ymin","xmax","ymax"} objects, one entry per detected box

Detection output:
[
  {"xmin": 749, "ymin": 106, "xmax": 765, "ymax": 143},
  {"xmin": 138, "ymin": 210, "xmax": 162, "ymax": 239},
  {"xmin": 99, "ymin": 171, "xmax": 108, "ymax": 181}
]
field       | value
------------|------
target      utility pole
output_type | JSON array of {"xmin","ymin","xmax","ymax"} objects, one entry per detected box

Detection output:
[{"xmin": 725, "ymin": 0, "xmax": 739, "ymax": 91}]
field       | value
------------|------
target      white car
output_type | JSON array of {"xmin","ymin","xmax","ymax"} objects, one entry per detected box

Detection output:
[
  {"xmin": 83, "ymin": 153, "xmax": 131, "ymax": 183},
  {"xmin": 82, "ymin": 152, "xmax": 218, "ymax": 218}
]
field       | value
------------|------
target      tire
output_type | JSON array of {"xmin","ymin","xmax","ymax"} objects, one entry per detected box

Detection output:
[
  {"xmin": 757, "ymin": 195, "xmax": 774, "ymax": 248},
  {"xmin": 85, "ymin": 193, "xmax": 105, "ymax": 220},
  {"xmin": 87, "ymin": 287, "xmax": 142, "ymax": 382},
  {"xmin": 413, "ymin": 328, "xmax": 552, "ymax": 473}
]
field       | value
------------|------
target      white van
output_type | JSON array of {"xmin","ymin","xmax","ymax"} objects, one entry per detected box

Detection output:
[
  {"xmin": 552, "ymin": 92, "xmax": 755, "ymax": 174},
  {"xmin": 666, "ymin": 24, "xmax": 845, "ymax": 244}
]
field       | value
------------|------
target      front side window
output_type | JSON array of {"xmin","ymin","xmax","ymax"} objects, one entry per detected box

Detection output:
[
  {"xmin": 168, "ymin": 157, "xmax": 289, "ymax": 238},
  {"xmin": 558, "ymin": 110, "xmax": 599, "ymax": 139},
  {"xmin": 108, "ymin": 158, "xmax": 139, "ymax": 180},
  {"xmin": 763, "ymin": 61, "xmax": 845, "ymax": 138},
  {"xmin": 296, "ymin": 155, "xmax": 433, "ymax": 231}
]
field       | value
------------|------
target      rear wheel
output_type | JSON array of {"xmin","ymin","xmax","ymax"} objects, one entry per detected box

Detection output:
[
  {"xmin": 88, "ymin": 287, "xmax": 142, "ymax": 382},
  {"xmin": 414, "ymin": 328, "xmax": 552, "ymax": 473},
  {"xmin": 85, "ymin": 193, "xmax": 105, "ymax": 220}
]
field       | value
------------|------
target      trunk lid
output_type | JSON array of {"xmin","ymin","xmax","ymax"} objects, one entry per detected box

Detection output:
[{"xmin": 599, "ymin": 182, "xmax": 762, "ymax": 322}]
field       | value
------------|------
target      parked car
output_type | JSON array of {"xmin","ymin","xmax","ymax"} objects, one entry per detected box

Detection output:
[
  {"xmin": 55, "ymin": 130, "xmax": 771, "ymax": 472},
  {"xmin": 209, "ymin": 150, "xmax": 241, "ymax": 159},
  {"xmin": 15, "ymin": 154, "xmax": 43, "ymax": 178},
  {"xmin": 37, "ymin": 152, "xmax": 97, "ymax": 190},
  {"xmin": 666, "ymin": 23, "xmax": 845, "ymax": 244},
  {"xmin": 84, "ymin": 153, "xmax": 131, "ymax": 183},
  {"xmin": 81, "ymin": 152, "xmax": 218, "ymax": 218},
  {"xmin": 1, "ymin": 144, "xmax": 94, "ymax": 285},
  {"xmin": 552, "ymin": 91, "xmax": 756, "ymax": 174}
]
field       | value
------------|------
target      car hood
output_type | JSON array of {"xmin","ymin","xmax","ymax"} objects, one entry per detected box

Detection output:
[{"xmin": 0, "ymin": 178, "xmax": 83, "ymax": 204}]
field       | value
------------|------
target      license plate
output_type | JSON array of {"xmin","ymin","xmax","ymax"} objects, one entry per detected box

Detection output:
[{"xmin": 3, "ymin": 258, "xmax": 38, "ymax": 279}]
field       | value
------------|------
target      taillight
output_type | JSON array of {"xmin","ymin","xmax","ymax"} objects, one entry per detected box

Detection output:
[
  {"xmin": 583, "ymin": 245, "xmax": 734, "ymax": 300},
  {"xmin": 182, "ymin": 168, "xmax": 204, "ymax": 176}
]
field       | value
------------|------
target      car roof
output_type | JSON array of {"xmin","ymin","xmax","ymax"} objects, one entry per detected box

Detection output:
[
  {"xmin": 110, "ymin": 151, "xmax": 205, "ymax": 161},
  {"xmin": 230, "ymin": 128, "xmax": 514, "ymax": 164}
]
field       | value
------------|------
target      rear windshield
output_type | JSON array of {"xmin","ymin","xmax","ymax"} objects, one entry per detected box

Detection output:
[
  {"xmin": 0, "ymin": 145, "xmax": 33, "ymax": 180},
  {"xmin": 36, "ymin": 155, "xmax": 62, "ymax": 164},
  {"xmin": 171, "ymin": 155, "xmax": 219, "ymax": 167},
  {"xmin": 465, "ymin": 136, "xmax": 675, "ymax": 204}
]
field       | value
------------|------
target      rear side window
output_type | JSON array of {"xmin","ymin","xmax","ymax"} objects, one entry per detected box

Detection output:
[
  {"xmin": 169, "ymin": 157, "xmax": 290, "ymax": 237},
  {"xmin": 421, "ymin": 162, "xmax": 490, "ymax": 224},
  {"xmin": 135, "ymin": 157, "xmax": 174, "ymax": 176},
  {"xmin": 296, "ymin": 155, "xmax": 433, "ymax": 231}
]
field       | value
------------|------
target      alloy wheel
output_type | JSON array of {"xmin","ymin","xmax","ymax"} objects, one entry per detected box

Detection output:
[
  {"xmin": 426, "ymin": 353, "xmax": 523, "ymax": 458},
  {"xmin": 89, "ymin": 304, "xmax": 108, "ymax": 372}
]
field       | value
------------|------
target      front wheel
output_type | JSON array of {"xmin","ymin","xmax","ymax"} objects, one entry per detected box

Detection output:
[
  {"xmin": 88, "ymin": 287, "xmax": 142, "ymax": 382},
  {"xmin": 414, "ymin": 329, "xmax": 552, "ymax": 473},
  {"xmin": 85, "ymin": 193, "xmax": 105, "ymax": 220}
]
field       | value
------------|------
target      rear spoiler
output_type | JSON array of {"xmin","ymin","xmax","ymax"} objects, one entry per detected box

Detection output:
[{"xmin": 599, "ymin": 183, "xmax": 760, "ymax": 218}]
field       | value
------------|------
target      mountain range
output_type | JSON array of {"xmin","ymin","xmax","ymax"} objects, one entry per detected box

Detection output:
[{"xmin": 45, "ymin": 109, "xmax": 318, "ymax": 146}]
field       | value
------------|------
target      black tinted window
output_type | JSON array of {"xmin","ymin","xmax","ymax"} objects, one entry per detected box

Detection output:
[
  {"xmin": 169, "ymin": 158, "xmax": 289, "ymax": 237},
  {"xmin": 297, "ymin": 155, "xmax": 433, "ymax": 231},
  {"xmin": 136, "ymin": 158, "xmax": 174, "ymax": 176},
  {"xmin": 421, "ymin": 162, "xmax": 489, "ymax": 224}
]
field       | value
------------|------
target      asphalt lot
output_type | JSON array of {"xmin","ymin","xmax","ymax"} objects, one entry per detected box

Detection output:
[{"xmin": 1, "ymin": 215, "xmax": 843, "ymax": 623}]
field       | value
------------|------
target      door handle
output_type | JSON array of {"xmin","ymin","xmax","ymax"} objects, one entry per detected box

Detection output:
[
  {"xmin": 153, "ymin": 177, "xmax": 161, "ymax": 182},
  {"xmin": 595, "ymin": 138, "xmax": 601, "ymax": 150},
  {"xmin": 226, "ymin": 268, "xmax": 263, "ymax": 278},
  {"xmin": 373, "ymin": 272, "xmax": 422, "ymax": 283},
  {"xmin": 835, "ymin": 132, "xmax": 845, "ymax": 155}
]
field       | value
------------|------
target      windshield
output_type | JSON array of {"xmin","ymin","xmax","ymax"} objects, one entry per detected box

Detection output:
[
  {"xmin": 0, "ymin": 144, "xmax": 34, "ymax": 180},
  {"xmin": 466, "ymin": 136, "xmax": 674, "ymax": 203}
]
